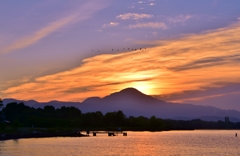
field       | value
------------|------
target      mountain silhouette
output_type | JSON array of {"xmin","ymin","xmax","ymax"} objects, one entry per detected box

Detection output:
[
  {"xmin": 3, "ymin": 87, "xmax": 240, "ymax": 122},
  {"xmin": 102, "ymin": 87, "xmax": 163, "ymax": 105}
]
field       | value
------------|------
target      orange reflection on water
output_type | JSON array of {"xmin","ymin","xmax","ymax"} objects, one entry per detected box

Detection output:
[{"xmin": 1, "ymin": 131, "xmax": 240, "ymax": 155}]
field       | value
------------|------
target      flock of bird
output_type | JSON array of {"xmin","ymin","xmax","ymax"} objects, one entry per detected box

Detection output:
[{"xmin": 91, "ymin": 47, "xmax": 147, "ymax": 53}]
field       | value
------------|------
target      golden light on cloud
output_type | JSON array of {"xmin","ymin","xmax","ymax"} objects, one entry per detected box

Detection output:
[
  {"xmin": 116, "ymin": 73, "xmax": 158, "ymax": 95},
  {"xmin": 2, "ymin": 22, "xmax": 240, "ymax": 102}
]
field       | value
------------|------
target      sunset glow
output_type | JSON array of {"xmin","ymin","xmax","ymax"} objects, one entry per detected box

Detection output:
[
  {"xmin": 1, "ymin": 0, "xmax": 240, "ymax": 111},
  {"xmin": 1, "ymin": 22, "xmax": 240, "ymax": 102}
]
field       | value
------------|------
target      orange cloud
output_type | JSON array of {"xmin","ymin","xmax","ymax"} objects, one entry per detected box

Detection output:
[
  {"xmin": 2, "ymin": 22, "xmax": 240, "ymax": 102},
  {"xmin": 168, "ymin": 91, "xmax": 240, "ymax": 104}
]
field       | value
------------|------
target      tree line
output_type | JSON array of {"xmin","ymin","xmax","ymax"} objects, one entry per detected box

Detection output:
[{"xmin": 1, "ymin": 102, "xmax": 240, "ymax": 131}]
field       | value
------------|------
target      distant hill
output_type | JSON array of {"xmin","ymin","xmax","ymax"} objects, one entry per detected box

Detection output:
[{"xmin": 3, "ymin": 87, "xmax": 240, "ymax": 122}]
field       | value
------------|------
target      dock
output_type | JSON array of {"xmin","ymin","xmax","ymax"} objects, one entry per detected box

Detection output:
[{"xmin": 80, "ymin": 131, "xmax": 127, "ymax": 136}]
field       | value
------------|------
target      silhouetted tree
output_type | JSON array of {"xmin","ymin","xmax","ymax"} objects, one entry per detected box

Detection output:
[
  {"xmin": 44, "ymin": 105, "xmax": 55, "ymax": 113},
  {"xmin": 0, "ymin": 98, "xmax": 5, "ymax": 130},
  {"xmin": 104, "ymin": 110, "xmax": 126, "ymax": 128},
  {"xmin": 0, "ymin": 98, "xmax": 3, "ymax": 108},
  {"xmin": 56, "ymin": 106, "xmax": 81, "ymax": 119},
  {"xmin": 2, "ymin": 101, "xmax": 240, "ymax": 130},
  {"xmin": 149, "ymin": 115, "xmax": 164, "ymax": 131},
  {"xmin": 128, "ymin": 116, "xmax": 148, "ymax": 129}
]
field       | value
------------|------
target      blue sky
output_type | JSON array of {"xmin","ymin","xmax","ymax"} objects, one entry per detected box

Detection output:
[{"xmin": 1, "ymin": 0, "xmax": 240, "ymax": 110}]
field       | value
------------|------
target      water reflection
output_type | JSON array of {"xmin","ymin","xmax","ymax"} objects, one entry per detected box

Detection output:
[{"xmin": 0, "ymin": 130, "xmax": 239, "ymax": 156}]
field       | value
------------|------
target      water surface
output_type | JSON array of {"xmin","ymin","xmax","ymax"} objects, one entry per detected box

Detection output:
[{"xmin": 0, "ymin": 130, "xmax": 239, "ymax": 156}]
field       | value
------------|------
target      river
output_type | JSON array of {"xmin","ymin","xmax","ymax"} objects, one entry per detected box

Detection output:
[{"xmin": 0, "ymin": 130, "xmax": 239, "ymax": 156}]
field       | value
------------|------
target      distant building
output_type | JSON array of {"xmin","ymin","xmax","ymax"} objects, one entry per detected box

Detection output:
[{"xmin": 225, "ymin": 116, "xmax": 230, "ymax": 123}]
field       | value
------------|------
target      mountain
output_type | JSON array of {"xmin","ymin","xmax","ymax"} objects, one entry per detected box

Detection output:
[
  {"xmin": 102, "ymin": 88, "xmax": 161, "ymax": 104},
  {"xmin": 3, "ymin": 88, "xmax": 240, "ymax": 122}
]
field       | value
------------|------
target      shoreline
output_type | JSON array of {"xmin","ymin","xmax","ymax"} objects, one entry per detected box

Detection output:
[
  {"xmin": 1, "ymin": 129, "xmax": 239, "ymax": 141},
  {"xmin": 0, "ymin": 132, "xmax": 88, "ymax": 141}
]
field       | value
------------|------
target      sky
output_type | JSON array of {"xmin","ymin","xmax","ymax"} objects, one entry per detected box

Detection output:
[{"xmin": 1, "ymin": 0, "xmax": 240, "ymax": 110}]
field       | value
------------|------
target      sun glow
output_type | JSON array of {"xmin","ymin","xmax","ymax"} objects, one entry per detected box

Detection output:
[
  {"xmin": 131, "ymin": 81, "xmax": 155, "ymax": 95},
  {"xmin": 114, "ymin": 71, "xmax": 159, "ymax": 95}
]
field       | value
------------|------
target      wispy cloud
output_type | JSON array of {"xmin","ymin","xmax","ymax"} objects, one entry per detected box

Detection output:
[
  {"xmin": 2, "ymin": 22, "xmax": 240, "ymax": 102},
  {"xmin": 128, "ymin": 22, "xmax": 167, "ymax": 29},
  {"xmin": 167, "ymin": 15, "xmax": 193, "ymax": 24},
  {"xmin": 116, "ymin": 13, "xmax": 153, "ymax": 20},
  {"xmin": 128, "ymin": 5, "xmax": 135, "ymax": 9},
  {"xmin": 102, "ymin": 22, "xmax": 119, "ymax": 28},
  {"xmin": 148, "ymin": 0, "xmax": 156, "ymax": 5},
  {"xmin": 1, "ymin": 1, "xmax": 107, "ymax": 54},
  {"xmin": 170, "ymin": 54, "xmax": 240, "ymax": 71}
]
